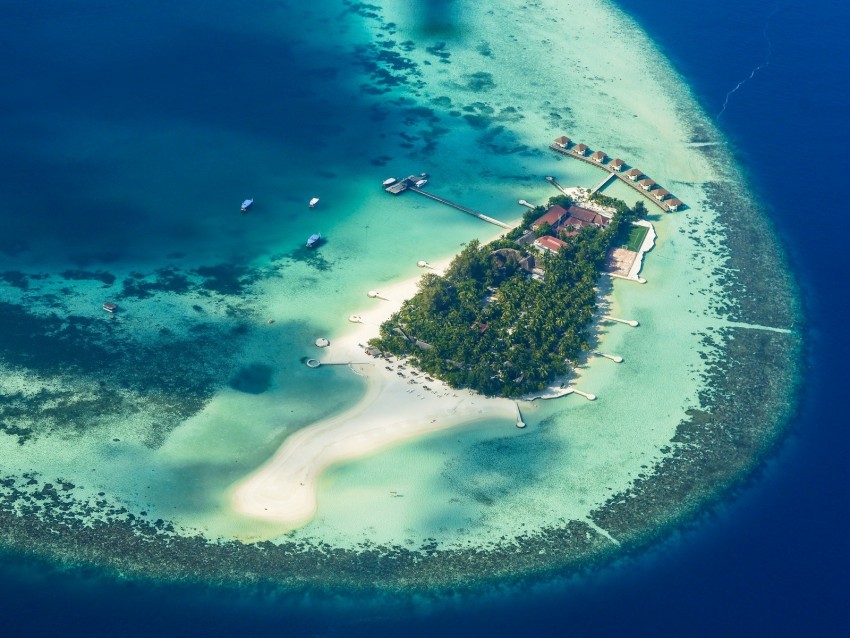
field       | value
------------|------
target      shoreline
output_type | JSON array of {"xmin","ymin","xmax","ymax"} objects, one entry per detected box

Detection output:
[{"xmin": 230, "ymin": 237, "xmax": 518, "ymax": 531}]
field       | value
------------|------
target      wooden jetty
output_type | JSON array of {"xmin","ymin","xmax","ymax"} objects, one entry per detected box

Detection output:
[
  {"xmin": 547, "ymin": 142, "xmax": 684, "ymax": 212},
  {"xmin": 409, "ymin": 186, "xmax": 511, "ymax": 228},
  {"xmin": 383, "ymin": 174, "xmax": 511, "ymax": 229},
  {"xmin": 544, "ymin": 175, "xmax": 572, "ymax": 197},
  {"xmin": 590, "ymin": 172, "xmax": 617, "ymax": 195}
]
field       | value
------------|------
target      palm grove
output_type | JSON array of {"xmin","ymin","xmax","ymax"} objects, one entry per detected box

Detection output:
[{"xmin": 371, "ymin": 195, "xmax": 645, "ymax": 398}]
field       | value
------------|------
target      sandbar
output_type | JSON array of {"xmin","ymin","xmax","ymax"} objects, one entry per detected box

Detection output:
[{"xmin": 230, "ymin": 255, "xmax": 517, "ymax": 529}]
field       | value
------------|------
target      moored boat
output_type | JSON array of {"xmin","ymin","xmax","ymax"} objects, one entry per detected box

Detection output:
[
  {"xmin": 241, "ymin": 198, "xmax": 254, "ymax": 213},
  {"xmin": 306, "ymin": 233, "xmax": 321, "ymax": 248},
  {"xmin": 103, "ymin": 302, "xmax": 118, "ymax": 313},
  {"xmin": 382, "ymin": 177, "xmax": 398, "ymax": 187}
]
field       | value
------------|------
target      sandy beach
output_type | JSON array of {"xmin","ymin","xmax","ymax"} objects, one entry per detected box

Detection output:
[{"xmin": 230, "ymin": 255, "xmax": 517, "ymax": 529}]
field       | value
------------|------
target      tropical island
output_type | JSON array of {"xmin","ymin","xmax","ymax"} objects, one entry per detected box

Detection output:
[{"xmin": 370, "ymin": 194, "xmax": 647, "ymax": 397}]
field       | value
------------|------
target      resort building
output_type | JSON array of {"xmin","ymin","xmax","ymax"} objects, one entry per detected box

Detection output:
[
  {"xmin": 666, "ymin": 198, "xmax": 683, "ymax": 211},
  {"xmin": 653, "ymin": 188, "xmax": 670, "ymax": 201},
  {"xmin": 531, "ymin": 205, "xmax": 569, "ymax": 230},
  {"xmin": 533, "ymin": 204, "xmax": 609, "ymax": 234},
  {"xmin": 610, "ymin": 158, "xmax": 625, "ymax": 171},
  {"xmin": 639, "ymin": 178, "xmax": 656, "ymax": 191},
  {"xmin": 534, "ymin": 235, "xmax": 569, "ymax": 253},
  {"xmin": 590, "ymin": 150, "xmax": 606, "ymax": 163},
  {"xmin": 625, "ymin": 168, "xmax": 642, "ymax": 181},
  {"xmin": 554, "ymin": 135, "xmax": 570, "ymax": 148},
  {"xmin": 574, "ymin": 143, "xmax": 589, "ymax": 156}
]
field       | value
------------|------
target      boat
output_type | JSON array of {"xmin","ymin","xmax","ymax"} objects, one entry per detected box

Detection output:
[
  {"xmin": 414, "ymin": 179, "xmax": 428, "ymax": 188},
  {"xmin": 309, "ymin": 197, "xmax": 320, "ymax": 208},
  {"xmin": 382, "ymin": 177, "xmax": 398, "ymax": 187},
  {"xmin": 241, "ymin": 198, "xmax": 254, "ymax": 213},
  {"xmin": 102, "ymin": 302, "xmax": 118, "ymax": 313},
  {"xmin": 306, "ymin": 233, "xmax": 322, "ymax": 248}
]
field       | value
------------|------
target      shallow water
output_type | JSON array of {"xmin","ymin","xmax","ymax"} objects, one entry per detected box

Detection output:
[{"xmin": 0, "ymin": 0, "xmax": 800, "ymax": 594}]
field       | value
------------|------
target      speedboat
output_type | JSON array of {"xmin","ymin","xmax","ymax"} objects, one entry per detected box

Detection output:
[
  {"xmin": 102, "ymin": 302, "xmax": 118, "ymax": 313},
  {"xmin": 241, "ymin": 198, "xmax": 254, "ymax": 213},
  {"xmin": 382, "ymin": 177, "xmax": 397, "ymax": 187},
  {"xmin": 306, "ymin": 233, "xmax": 321, "ymax": 248},
  {"xmin": 309, "ymin": 197, "xmax": 320, "ymax": 208}
]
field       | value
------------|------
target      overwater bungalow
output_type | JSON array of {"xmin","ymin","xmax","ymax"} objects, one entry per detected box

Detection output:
[
  {"xmin": 590, "ymin": 150, "xmax": 606, "ymax": 163},
  {"xmin": 667, "ymin": 198, "xmax": 683, "ymax": 211},
  {"xmin": 574, "ymin": 143, "xmax": 589, "ymax": 156},
  {"xmin": 554, "ymin": 135, "xmax": 570, "ymax": 148},
  {"xmin": 639, "ymin": 178, "xmax": 656, "ymax": 191},
  {"xmin": 625, "ymin": 168, "xmax": 642, "ymax": 181},
  {"xmin": 610, "ymin": 158, "xmax": 625, "ymax": 171},
  {"xmin": 653, "ymin": 188, "xmax": 670, "ymax": 201}
]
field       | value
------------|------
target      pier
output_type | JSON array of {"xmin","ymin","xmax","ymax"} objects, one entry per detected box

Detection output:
[
  {"xmin": 590, "ymin": 172, "xmax": 617, "ymax": 195},
  {"xmin": 384, "ymin": 174, "xmax": 512, "ymax": 229},
  {"xmin": 545, "ymin": 175, "xmax": 572, "ymax": 197},
  {"xmin": 547, "ymin": 142, "xmax": 683, "ymax": 212},
  {"xmin": 603, "ymin": 315, "xmax": 639, "ymax": 327}
]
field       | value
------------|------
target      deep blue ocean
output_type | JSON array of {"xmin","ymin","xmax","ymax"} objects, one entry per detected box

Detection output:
[{"xmin": 1, "ymin": 0, "xmax": 848, "ymax": 635}]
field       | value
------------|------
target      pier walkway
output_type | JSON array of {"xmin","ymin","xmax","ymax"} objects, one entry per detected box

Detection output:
[
  {"xmin": 408, "ymin": 187, "xmax": 512, "ymax": 229},
  {"xmin": 590, "ymin": 172, "xmax": 617, "ymax": 195},
  {"xmin": 547, "ymin": 144, "xmax": 674, "ymax": 211}
]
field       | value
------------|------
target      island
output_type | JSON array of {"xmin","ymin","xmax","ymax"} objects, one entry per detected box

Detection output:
[{"xmin": 370, "ymin": 194, "xmax": 645, "ymax": 397}]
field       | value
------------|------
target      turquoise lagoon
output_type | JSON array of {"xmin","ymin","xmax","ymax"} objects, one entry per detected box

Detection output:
[{"xmin": 0, "ymin": 0, "xmax": 799, "ymax": 586}]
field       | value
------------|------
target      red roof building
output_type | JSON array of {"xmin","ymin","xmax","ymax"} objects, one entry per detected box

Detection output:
[
  {"xmin": 566, "ymin": 205, "xmax": 609, "ymax": 227},
  {"xmin": 531, "ymin": 205, "xmax": 569, "ymax": 230},
  {"xmin": 610, "ymin": 158, "xmax": 625, "ymax": 171},
  {"xmin": 534, "ymin": 235, "xmax": 569, "ymax": 253},
  {"xmin": 639, "ymin": 178, "xmax": 656, "ymax": 191},
  {"xmin": 554, "ymin": 135, "xmax": 570, "ymax": 148},
  {"xmin": 574, "ymin": 143, "xmax": 589, "ymax": 156},
  {"xmin": 653, "ymin": 188, "xmax": 670, "ymax": 200},
  {"xmin": 666, "ymin": 198, "xmax": 683, "ymax": 211},
  {"xmin": 626, "ymin": 168, "xmax": 642, "ymax": 180},
  {"xmin": 590, "ymin": 150, "xmax": 606, "ymax": 163}
]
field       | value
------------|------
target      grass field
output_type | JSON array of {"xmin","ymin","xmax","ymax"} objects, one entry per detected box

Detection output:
[{"xmin": 619, "ymin": 224, "xmax": 649, "ymax": 252}]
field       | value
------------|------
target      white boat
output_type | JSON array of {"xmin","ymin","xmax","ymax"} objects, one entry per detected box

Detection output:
[
  {"xmin": 306, "ymin": 233, "xmax": 321, "ymax": 248},
  {"xmin": 382, "ymin": 177, "xmax": 398, "ymax": 187},
  {"xmin": 309, "ymin": 197, "xmax": 320, "ymax": 208},
  {"xmin": 240, "ymin": 198, "xmax": 254, "ymax": 213},
  {"xmin": 414, "ymin": 179, "xmax": 428, "ymax": 188}
]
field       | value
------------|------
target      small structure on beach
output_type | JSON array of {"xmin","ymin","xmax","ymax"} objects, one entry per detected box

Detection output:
[
  {"xmin": 625, "ymin": 168, "xmax": 642, "ymax": 181},
  {"xmin": 610, "ymin": 158, "xmax": 625, "ymax": 171},
  {"xmin": 554, "ymin": 135, "xmax": 570, "ymax": 148},
  {"xmin": 590, "ymin": 150, "xmax": 606, "ymax": 163}
]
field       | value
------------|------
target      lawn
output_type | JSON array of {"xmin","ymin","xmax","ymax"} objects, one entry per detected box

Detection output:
[{"xmin": 619, "ymin": 224, "xmax": 649, "ymax": 252}]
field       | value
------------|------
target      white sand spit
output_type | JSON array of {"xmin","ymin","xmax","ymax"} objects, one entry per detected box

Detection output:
[{"xmin": 231, "ymin": 253, "xmax": 515, "ymax": 528}]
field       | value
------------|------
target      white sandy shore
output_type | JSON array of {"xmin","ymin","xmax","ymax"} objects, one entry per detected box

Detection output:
[{"xmin": 231, "ymin": 253, "xmax": 517, "ymax": 528}]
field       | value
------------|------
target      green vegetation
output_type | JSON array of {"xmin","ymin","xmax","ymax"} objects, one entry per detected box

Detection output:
[
  {"xmin": 371, "ymin": 198, "xmax": 641, "ymax": 397},
  {"xmin": 619, "ymin": 224, "xmax": 649, "ymax": 252}
]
